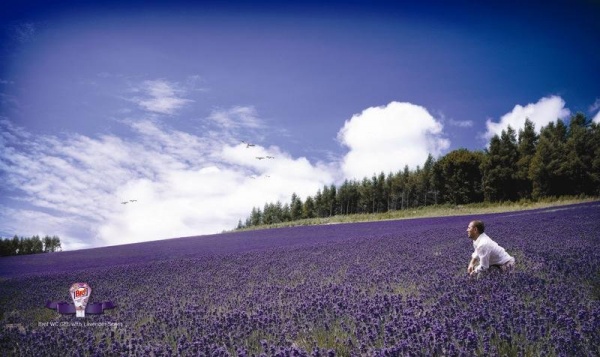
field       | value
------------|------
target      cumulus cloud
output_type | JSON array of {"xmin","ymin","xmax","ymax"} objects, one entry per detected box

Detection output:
[
  {"xmin": 130, "ymin": 80, "xmax": 193, "ymax": 115},
  {"xmin": 590, "ymin": 98, "xmax": 600, "ymax": 124},
  {"xmin": 0, "ymin": 116, "xmax": 332, "ymax": 249},
  {"xmin": 484, "ymin": 95, "xmax": 570, "ymax": 140},
  {"xmin": 337, "ymin": 101, "xmax": 450, "ymax": 180}
]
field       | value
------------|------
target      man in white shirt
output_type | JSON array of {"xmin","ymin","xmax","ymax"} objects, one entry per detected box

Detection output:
[{"xmin": 467, "ymin": 220, "xmax": 515, "ymax": 276}]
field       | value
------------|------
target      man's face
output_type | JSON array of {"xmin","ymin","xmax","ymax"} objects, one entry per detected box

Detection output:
[{"xmin": 467, "ymin": 222, "xmax": 478, "ymax": 239}]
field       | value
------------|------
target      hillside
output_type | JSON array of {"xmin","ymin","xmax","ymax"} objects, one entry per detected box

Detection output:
[{"xmin": 1, "ymin": 201, "xmax": 599, "ymax": 355}]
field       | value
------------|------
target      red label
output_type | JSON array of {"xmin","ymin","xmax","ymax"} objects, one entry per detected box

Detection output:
[{"xmin": 74, "ymin": 288, "xmax": 87, "ymax": 298}]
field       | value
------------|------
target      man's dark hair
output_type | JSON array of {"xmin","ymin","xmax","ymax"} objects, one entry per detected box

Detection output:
[{"xmin": 472, "ymin": 220, "xmax": 485, "ymax": 234}]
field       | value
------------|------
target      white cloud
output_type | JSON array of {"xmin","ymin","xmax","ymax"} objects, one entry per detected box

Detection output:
[
  {"xmin": 590, "ymin": 98, "xmax": 600, "ymax": 113},
  {"xmin": 337, "ymin": 101, "xmax": 450, "ymax": 180},
  {"xmin": 0, "ymin": 116, "xmax": 332, "ymax": 249},
  {"xmin": 449, "ymin": 119, "xmax": 473, "ymax": 128},
  {"xmin": 591, "ymin": 98, "xmax": 600, "ymax": 124},
  {"xmin": 130, "ymin": 80, "xmax": 193, "ymax": 115},
  {"xmin": 484, "ymin": 95, "xmax": 570, "ymax": 140},
  {"xmin": 207, "ymin": 106, "xmax": 264, "ymax": 129}
]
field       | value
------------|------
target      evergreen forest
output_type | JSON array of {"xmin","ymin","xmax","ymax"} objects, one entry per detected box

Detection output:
[{"xmin": 238, "ymin": 113, "xmax": 600, "ymax": 228}]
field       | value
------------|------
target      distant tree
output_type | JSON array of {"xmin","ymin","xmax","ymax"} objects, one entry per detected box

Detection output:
[
  {"xmin": 11, "ymin": 235, "xmax": 20, "ymax": 255},
  {"xmin": 433, "ymin": 148, "xmax": 484, "ymax": 205},
  {"xmin": 326, "ymin": 184, "xmax": 338, "ymax": 217},
  {"xmin": 405, "ymin": 166, "xmax": 420, "ymax": 207},
  {"xmin": 516, "ymin": 119, "xmax": 538, "ymax": 199},
  {"xmin": 358, "ymin": 177, "xmax": 373, "ymax": 213},
  {"xmin": 373, "ymin": 172, "xmax": 387, "ymax": 213},
  {"xmin": 563, "ymin": 113, "xmax": 595, "ymax": 195},
  {"xmin": 250, "ymin": 207, "xmax": 262, "ymax": 226},
  {"xmin": 21, "ymin": 237, "xmax": 33, "ymax": 255},
  {"xmin": 303, "ymin": 196, "xmax": 316, "ymax": 219},
  {"xmin": 263, "ymin": 203, "xmax": 275, "ymax": 225},
  {"xmin": 591, "ymin": 122, "xmax": 600, "ymax": 194},
  {"xmin": 420, "ymin": 154, "xmax": 436, "ymax": 205},
  {"xmin": 401, "ymin": 165, "xmax": 414, "ymax": 208},
  {"xmin": 314, "ymin": 189, "xmax": 326, "ymax": 218},
  {"xmin": 282, "ymin": 203, "xmax": 292, "ymax": 222},
  {"xmin": 530, "ymin": 120, "xmax": 568, "ymax": 198},
  {"xmin": 389, "ymin": 170, "xmax": 406, "ymax": 210},
  {"xmin": 482, "ymin": 126, "xmax": 519, "ymax": 202},
  {"xmin": 338, "ymin": 179, "xmax": 359, "ymax": 214},
  {"xmin": 290, "ymin": 193, "xmax": 303, "ymax": 221},
  {"xmin": 383, "ymin": 173, "xmax": 393, "ymax": 211},
  {"xmin": 53, "ymin": 236, "xmax": 62, "ymax": 252},
  {"xmin": 274, "ymin": 201, "xmax": 284, "ymax": 223},
  {"xmin": 47, "ymin": 235, "xmax": 62, "ymax": 252},
  {"xmin": 31, "ymin": 235, "xmax": 43, "ymax": 253},
  {"xmin": 43, "ymin": 235, "xmax": 53, "ymax": 252},
  {"xmin": 0, "ymin": 239, "xmax": 9, "ymax": 256}
]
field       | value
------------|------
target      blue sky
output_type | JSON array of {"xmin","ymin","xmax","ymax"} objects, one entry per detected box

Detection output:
[{"xmin": 1, "ymin": 0, "xmax": 599, "ymax": 250}]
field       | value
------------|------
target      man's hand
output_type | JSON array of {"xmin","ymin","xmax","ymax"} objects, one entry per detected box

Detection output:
[{"xmin": 467, "ymin": 257, "xmax": 477, "ymax": 275}]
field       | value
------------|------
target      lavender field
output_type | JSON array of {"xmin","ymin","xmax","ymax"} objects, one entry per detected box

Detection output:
[{"xmin": 1, "ymin": 202, "xmax": 599, "ymax": 356}]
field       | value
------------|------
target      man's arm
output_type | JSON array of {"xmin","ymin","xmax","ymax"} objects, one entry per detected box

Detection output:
[
  {"xmin": 473, "ymin": 245, "xmax": 491, "ymax": 274},
  {"xmin": 468, "ymin": 255, "xmax": 478, "ymax": 274}
]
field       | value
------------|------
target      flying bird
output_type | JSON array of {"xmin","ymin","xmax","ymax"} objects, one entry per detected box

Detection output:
[
  {"xmin": 242, "ymin": 141, "xmax": 256, "ymax": 148},
  {"xmin": 129, "ymin": 199, "xmax": 137, "ymax": 202},
  {"xmin": 121, "ymin": 201, "xmax": 128, "ymax": 205},
  {"xmin": 256, "ymin": 156, "xmax": 265, "ymax": 160},
  {"xmin": 266, "ymin": 156, "xmax": 275, "ymax": 159}
]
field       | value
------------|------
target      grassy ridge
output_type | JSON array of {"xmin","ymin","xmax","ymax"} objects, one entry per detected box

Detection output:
[{"xmin": 237, "ymin": 196, "xmax": 599, "ymax": 231}]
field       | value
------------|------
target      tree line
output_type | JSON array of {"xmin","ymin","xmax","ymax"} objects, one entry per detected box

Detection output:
[
  {"xmin": 0, "ymin": 235, "xmax": 62, "ymax": 256},
  {"xmin": 238, "ymin": 113, "xmax": 600, "ymax": 229}
]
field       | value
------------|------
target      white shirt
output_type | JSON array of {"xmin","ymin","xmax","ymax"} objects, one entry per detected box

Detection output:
[{"xmin": 472, "ymin": 233, "xmax": 514, "ymax": 273}]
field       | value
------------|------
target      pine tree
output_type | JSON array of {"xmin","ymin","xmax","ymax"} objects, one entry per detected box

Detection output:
[
  {"xmin": 290, "ymin": 193, "xmax": 303, "ymax": 220},
  {"xmin": 250, "ymin": 207, "xmax": 262, "ymax": 226},
  {"xmin": 482, "ymin": 126, "xmax": 519, "ymax": 201},
  {"xmin": 590, "ymin": 122, "xmax": 600, "ymax": 194},
  {"xmin": 303, "ymin": 196, "xmax": 316, "ymax": 219},
  {"xmin": 563, "ymin": 113, "xmax": 594, "ymax": 195},
  {"xmin": 516, "ymin": 119, "xmax": 538, "ymax": 199},
  {"xmin": 530, "ymin": 120, "xmax": 568, "ymax": 198}
]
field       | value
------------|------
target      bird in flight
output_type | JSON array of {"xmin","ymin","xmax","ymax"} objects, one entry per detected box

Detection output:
[
  {"xmin": 242, "ymin": 141, "xmax": 256, "ymax": 148},
  {"xmin": 130, "ymin": 199, "xmax": 137, "ymax": 202},
  {"xmin": 121, "ymin": 201, "xmax": 128, "ymax": 205},
  {"xmin": 266, "ymin": 156, "xmax": 275, "ymax": 159},
  {"xmin": 256, "ymin": 156, "xmax": 265, "ymax": 160}
]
